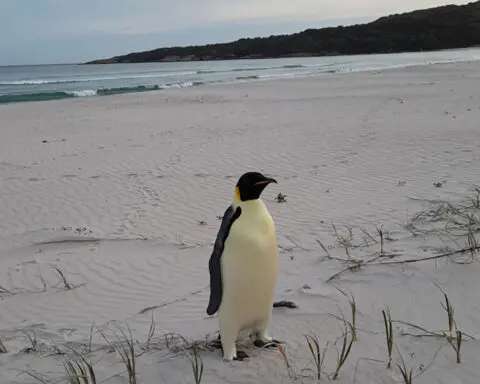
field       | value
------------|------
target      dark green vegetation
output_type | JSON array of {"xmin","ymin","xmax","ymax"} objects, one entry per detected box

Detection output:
[{"xmin": 88, "ymin": 1, "xmax": 480, "ymax": 64}]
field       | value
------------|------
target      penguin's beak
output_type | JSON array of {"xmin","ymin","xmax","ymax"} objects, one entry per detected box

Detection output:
[{"xmin": 254, "ymin": 177, "xmax": 277, "ymax": 186}]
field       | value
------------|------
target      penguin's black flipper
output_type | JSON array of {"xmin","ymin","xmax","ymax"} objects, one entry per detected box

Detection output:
[{"xmin": 206, "ymin": 205, "xmax": 242, "ymax": 316}]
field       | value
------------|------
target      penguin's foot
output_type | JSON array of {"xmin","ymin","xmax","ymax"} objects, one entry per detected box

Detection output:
[
  {"xmin": 254, "ymin": 338, "xmax": 283, "ymax": 349},
  {"xmin": 233, "ymin": 350, "xmax": 249, "ymax": 361}
]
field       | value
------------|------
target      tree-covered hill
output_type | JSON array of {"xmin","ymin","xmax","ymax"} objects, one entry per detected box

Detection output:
[{"xmin": 86, "ymin": 1, "xmax": 480, "ymax": 64}]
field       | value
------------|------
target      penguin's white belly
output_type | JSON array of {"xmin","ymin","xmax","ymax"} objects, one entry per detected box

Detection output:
[{"xmin": 219, "ymin": 208, "xmax": 278, "ymax": 338}]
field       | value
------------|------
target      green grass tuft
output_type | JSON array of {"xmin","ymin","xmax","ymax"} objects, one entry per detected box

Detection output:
[
  {"xmin": 382, "ymin": 307, "xmax": 394, "ymax": 369},
  {"xmin": 331, "ymin": 320, "xmax": 354, "ymax": 380},
  {"xmin": 63, "ymin": 355, "xmax": 97, "ymax": 384},
  {"xmin": 304, "ymin": 334, "xmax": 328, "ymax": 381},
  {"xmin": 186, "ymin": 342, "xmax": 204, "ymax": 384}
]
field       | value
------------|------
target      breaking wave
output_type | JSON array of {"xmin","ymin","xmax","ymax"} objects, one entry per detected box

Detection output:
[{"xmin": 0, "ymin": 82, "xmax": 203, "ymax": 104}]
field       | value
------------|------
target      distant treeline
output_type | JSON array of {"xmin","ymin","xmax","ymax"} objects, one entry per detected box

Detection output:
[{"xmin": 87, "ymin": 1, "xmax": 480, "ymax": 64}]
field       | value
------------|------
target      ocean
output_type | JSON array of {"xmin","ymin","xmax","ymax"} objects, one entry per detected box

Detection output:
[{"xmin": 1, "ymin": 48, "xmax": 480, "ymax": 105}]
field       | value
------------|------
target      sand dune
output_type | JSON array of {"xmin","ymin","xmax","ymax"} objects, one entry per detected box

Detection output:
[{"xmin": 1, "ymin": 61, "xmax": 480, "ymax": 384}]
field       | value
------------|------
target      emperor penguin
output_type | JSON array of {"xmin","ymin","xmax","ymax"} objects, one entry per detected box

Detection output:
[{"xmin": 207, "ymin": 171, "xmax": 281, "ymax": 361}]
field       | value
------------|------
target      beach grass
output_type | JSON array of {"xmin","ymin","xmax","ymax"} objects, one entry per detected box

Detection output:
[
  {"xmin": 304, "ymin": 334, "xmax": 328, "ymax": 380},
  {"xmin": 0, "ymin": 336, "xmax": 6, "ymax": 353},
  {"xmin": 382, "ymin": 307, "xmax": 394, "ymax": 369},
  {"xmin": 186, "ymin": 343, "xmax": 204, "ymax": 384},
  {"xmin": 63, "ymin": 356, "xmax": 97, "ymax": 384},
  {"xmin": 396, "ymin": 349, "xmax": 415, "ymax": 384},
  {"xmin": 23, "ymin": 330, "xmax": 39, "ymax": 353},
  {"xmin": 331, "ymin": 319, "xmax": 354, "ymax": 380}
]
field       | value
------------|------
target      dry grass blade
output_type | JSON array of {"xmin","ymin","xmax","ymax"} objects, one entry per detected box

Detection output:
[
  {"xmin": 446, "ymin": 330, "xmax": 463, "ymax": 363},
  {"xmin": 332, "ymin": 223, "xmax": 353, "ymax": 258},
  {"xmin": 394, "ymin": 320, "xmax": 447, "ymax": 338},
  {"xmin": 382, "ymin": 307, "xmax": 394, "ymax": 369},
  {"xmin": 466, "ymin": 229, "xmax": 479, "ymax": 261},
  {"xmin": 376, "ymin": 225, "xmax": 385, "ymax": 254},
  {"xmin": 327, "ymin": 263, "xmax": 363, "ymax": 282},
  {"xmin": 316, "ymin": 238, "xmax": 332, "ymax": 258},
  {"xmin": 20, "ymin": 370, "xmax": 50, "ymax": 384},
  {"xmin": 0, "ymin": 336, "xmax": 7, "ymax": 353},
  {"xmin": 145, "ymin": 313, "xmax": 156, "ymax": 347},
  {"xmin": 186, "ymin": 343, "xmax": 204, "ymax": 384},
  {"xmin": 327, "ymin": 241, "xmax": 480, "ymax": 282},
  {"xmin": 277, "ymin": 343, "xmax": 298, "ymax": 380},
  {"xmin": 359, "ymin": 226, "xmax": 379, "ymax": 246},
  {"xmin": 136, "ymin": 313, "xmax": 156, "ymax": 351},
  {"xmin": 53, "ymin": 266, "xmax": 73, "ymax": 290},
  {"xmin": 0, "ymin": 285, "xmax": 13, "ymax": 295},
  {"xmin": 87, "ymin": 322, "xmax": 95, "ymax": 353}
]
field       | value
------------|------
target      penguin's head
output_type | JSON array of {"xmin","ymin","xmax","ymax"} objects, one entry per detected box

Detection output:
[{"xmin": 235, "ymin": 172, "xmax": 277, "ymax": 201}]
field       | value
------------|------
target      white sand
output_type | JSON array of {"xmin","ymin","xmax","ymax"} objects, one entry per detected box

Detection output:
[{"xmin": 1, "ymin": 61, "xmax": 480, "ymax": 384}]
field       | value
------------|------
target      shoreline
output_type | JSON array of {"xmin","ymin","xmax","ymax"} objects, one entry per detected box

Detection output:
[{"xmin": 2, "ymin": 55, "xmax": 480, "ymax": 107}]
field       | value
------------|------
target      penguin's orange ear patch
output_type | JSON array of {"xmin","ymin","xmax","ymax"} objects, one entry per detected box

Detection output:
[{"xmin": 235, "ymin": 186, "xmax": 241, "ymax": 201}]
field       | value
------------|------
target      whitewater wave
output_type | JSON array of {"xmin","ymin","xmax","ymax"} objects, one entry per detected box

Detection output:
[
  {"xmin": 66, "ymin": 89, "xmax": 98, "ymax": 97},
  {"xmin": 0, "ymin": 82, "xmax": 203, "ymax": 104}
]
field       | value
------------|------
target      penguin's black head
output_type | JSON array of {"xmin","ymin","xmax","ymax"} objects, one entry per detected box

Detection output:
[{"xmin": 235, "ymin": 171, "xmax": 277, "ymax": 201}]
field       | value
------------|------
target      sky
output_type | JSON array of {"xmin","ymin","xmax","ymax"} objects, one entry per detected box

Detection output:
[{"xmin": 0, "ymin": 0, "xmax": 472, "ymax": 66}]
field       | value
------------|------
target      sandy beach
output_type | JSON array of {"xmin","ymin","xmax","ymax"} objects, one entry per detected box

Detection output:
[{"xmin": 1, "ymin": 60, "xmax": 480, "ymax": 384}]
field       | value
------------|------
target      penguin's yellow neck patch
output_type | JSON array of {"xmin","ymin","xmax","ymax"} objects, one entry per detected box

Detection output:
[{"xmin": 234, "ymin": 186, "xmax": 241, "ymax": 202}]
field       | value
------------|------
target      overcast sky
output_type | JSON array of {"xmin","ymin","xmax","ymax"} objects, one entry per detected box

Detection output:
[{"xmin": 0, "ymin": 0, "xmax": 471, "ymax": 66}]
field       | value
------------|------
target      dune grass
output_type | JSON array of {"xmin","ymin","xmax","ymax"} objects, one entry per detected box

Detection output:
[
  {"xmin": 285, "ymin": 313, "xmax": 356, "ymax": 381},
  {"xmin": 382, "ymin": 307, "xmax": 394, "ymax": 369},
  {"xmin": 331, "ymin": 320, "xmax": 354, "ymax": 380},
  {"xmin": 186, "ymin": 343, "xmax": 204, "ymax": 384},
  {"xmin": 335, "ymin": 288, "xmax": 358, "ymax": 342},
  {"xmin": 110, "ymin": 326, "xmax": 137, "ymax": 384},
  {"xmin": 396, "ymin": 349, "xmax": 415, "ymax": 384},
  {"xmin": 440, "ymin": 292, "xmax": 463, "ymax": 363},
  {"xmin": 23, "ymin": 330, "xmax": 39, "ymax": 353},
  {"xmin": 63, "ymin": 356, "xmax": 97, "ymax": 384},
  {"xmin": 304, "ymin": 334, "xmax": 328, "ymax": 380}
]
